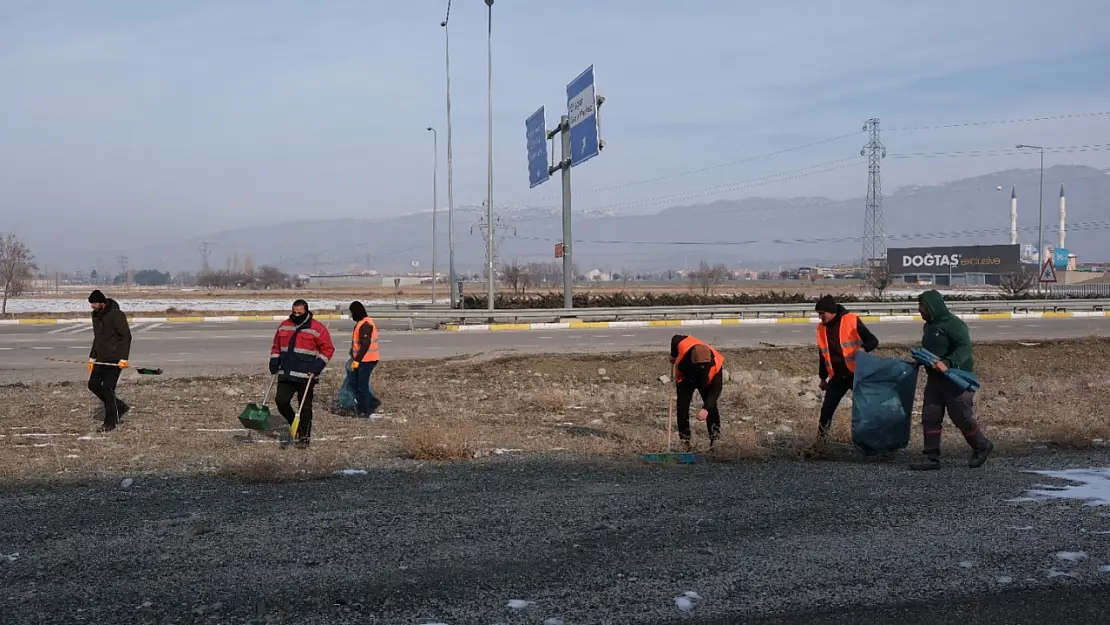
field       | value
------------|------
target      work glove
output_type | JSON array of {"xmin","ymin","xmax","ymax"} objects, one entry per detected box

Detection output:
[
  {"xmin": 351, "ymin": 361, "xmax": 360, "ymax": 370},
  {"xmin": 118, "ymin": 360, "xmax": 130, "ymax": 369},
  {"xmin": 819, "ymin": 378, "xmax": 828, "ymax": 392},
  {"xmin": 88, "ymin": 359, "xmax": 95, "ymax": 374},
  {"xmin": 269, "ymin": 359, "xmax": 280, "ymax": 375}
]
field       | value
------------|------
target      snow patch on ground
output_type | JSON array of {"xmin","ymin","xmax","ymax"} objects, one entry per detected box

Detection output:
[
  {"xmin": 1011, "ymin": 468, "xmax": 1110, "ymax": 506},
  {"xmin": 4, "ymin": 298, "xmax": 429, "ymax": 314}
]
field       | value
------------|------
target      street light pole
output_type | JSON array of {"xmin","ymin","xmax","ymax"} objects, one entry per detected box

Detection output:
[
  {"xmin": 426, "ymin": 127, "xmax": 438, "ymax": 304},
  {"xmin": 441, "ymin": 1, "xmax": 458, "ymax": 308},
  {"xmin": 1016, "ymin": 144, "xmax": 1045, "ymax": 293},
  {"xmin": 484, "ymin": 0, "xmax": 495, "ymax": 311}
]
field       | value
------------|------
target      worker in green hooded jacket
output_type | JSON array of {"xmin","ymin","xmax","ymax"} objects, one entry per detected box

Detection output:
[{"xmin": 912, "ymin": 290, "xmax": 994, "ymax": 470}]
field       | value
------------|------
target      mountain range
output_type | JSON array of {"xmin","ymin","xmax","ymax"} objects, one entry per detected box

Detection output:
[{"xmin": 67, "ymin": 164, "xmax": 1110, "ymax": 275}]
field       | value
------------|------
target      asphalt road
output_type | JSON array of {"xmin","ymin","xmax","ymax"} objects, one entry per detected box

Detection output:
[
  {"xmin": 2, "ymin": 316, "xmax": 1109, "ymax": 381},
  {"xmin": 3, "ymin": 452, "xmax": 1109, "ymax": 624}
]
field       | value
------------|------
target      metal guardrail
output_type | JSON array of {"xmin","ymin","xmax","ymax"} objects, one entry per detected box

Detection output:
[{"xmin": 357, "ymin": 298, "xmax": 1110, "ymax": 326}]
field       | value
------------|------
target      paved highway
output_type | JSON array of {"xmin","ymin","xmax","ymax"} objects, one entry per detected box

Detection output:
[{"xmin": 2, "ymin": 316, "xmax": 1109, "ymax": 381}]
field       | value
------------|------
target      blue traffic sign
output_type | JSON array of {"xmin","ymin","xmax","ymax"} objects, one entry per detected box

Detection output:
[
  {"xmin": 526, "ymin": 106, "xmax": 550, "ymax": 188},
  {"xmin": 566, "ymin": 65, "xmax": 600, "ymax": 167}
]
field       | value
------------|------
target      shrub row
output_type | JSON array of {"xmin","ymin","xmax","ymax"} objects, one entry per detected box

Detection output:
[{"xmin": 459, "ymin": 290, "xmax": 1103, "ymax": 310}]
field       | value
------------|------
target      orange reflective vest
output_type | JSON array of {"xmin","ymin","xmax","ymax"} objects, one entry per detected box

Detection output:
[
  {"xmin": 352, "ymin": 318, "xmax": 379, "ymax": 362},
  {"xmin": 816, "ymin": 312, "xmax": 863, "ymax": 374},
  {"xmin": 674, "ymin": 336, "xmax": 724, "ymax": 384}
]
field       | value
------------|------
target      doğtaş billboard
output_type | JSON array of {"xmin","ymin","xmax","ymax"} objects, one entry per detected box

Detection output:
[{"xmin": 887, "ymin": 245, "xmax": 1021, "ymax": 275}]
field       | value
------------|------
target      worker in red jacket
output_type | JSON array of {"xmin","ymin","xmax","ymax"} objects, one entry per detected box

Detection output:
[{"xmin": 269, "ymin": 299, "xmax": 335, "ymax": 447}]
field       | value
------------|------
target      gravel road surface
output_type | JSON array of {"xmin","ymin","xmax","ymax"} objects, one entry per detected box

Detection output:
[
  {"xmin": 3, "ymin": 451, "xmax": 1109, "ymax": 624},
  {"xmin": 3, "ymin": 316, "xmax": 1109, "ymax": 382}
]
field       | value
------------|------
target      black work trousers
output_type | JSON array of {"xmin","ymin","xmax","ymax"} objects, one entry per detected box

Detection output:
[
  {"xmin": 921, "ymin": 373, "xmax": 989, "ymax": 456},
  {"xmin": 276, "ymin": 379, "xmax": 316, "ymax": 440},
  {"xmin": 354, "ymin": 361, "xmax": 381, "ymax": 416},
  {"xmin": 88, "ymin": 365, "xmax": 125, "ymax": 427},
  {"xmin": 677, "ymin": 372, "xmax": 723, "ymax": 443},
  {"xmin": 818, "ymin": 374, "xmax": 853, "ymax": 435}
]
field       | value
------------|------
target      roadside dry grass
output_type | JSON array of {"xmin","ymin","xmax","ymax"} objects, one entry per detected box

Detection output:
[{"xmin": 2, "ymin": 338, "xmax": 1108, "ymax": 483}]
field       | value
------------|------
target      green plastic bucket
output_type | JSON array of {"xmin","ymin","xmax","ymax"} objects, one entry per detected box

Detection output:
[{"xmin": 238, "ymin": 403, "xmax": 272, "ymax": 431}]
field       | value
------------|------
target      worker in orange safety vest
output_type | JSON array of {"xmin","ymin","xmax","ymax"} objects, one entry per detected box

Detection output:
[
  {"xmin": 669, "ymin": 334, "xmax": 726, "ymax": 451},
  {"xmin": 808, "ymin": 295, "xmax": 879, "ymax": 455},
  {"xmin": 348, "ymin": 301, "xmax": 381, "ymax": 416}
]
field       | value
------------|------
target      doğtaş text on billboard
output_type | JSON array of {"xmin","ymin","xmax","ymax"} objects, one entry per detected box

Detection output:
[{"xmin": 887, "ymin": 245, "xmax": 1021, "ymax": 275}]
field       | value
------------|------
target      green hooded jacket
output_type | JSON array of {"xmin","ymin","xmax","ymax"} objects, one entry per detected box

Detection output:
[{"xmin": 919, "ymin": 289, "xmax": 974, "ymax": 373}]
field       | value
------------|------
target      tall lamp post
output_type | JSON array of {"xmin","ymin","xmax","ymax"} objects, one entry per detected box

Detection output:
[
  {"xmin": 426, "ymin": 127, "xmax": 439, "ymax": 304},
  {"xmin": 484, "ymin": 0, "xmax": 495, "ymax": 310},
  {"xmin": 1016, "ymin": 144, "xmax": 1044, "ymax": 292},
  {"xmin": 440, "ymin": 1, "xmax": 458, "ymax": 308}
]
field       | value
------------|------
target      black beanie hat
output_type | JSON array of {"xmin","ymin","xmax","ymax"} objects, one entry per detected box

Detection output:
[
  {"xmin": 292, "ymin": 299, "xmax": 309, "ymax": 310},
  {"xmin": 814, "ymin": 295, "xmax": 838, "ymax": 314},
  {"xmin": 349, "ymin": 301, "xmax": 368, "ymax": 321},
  {"xmin": 88, "ymin": 290, "xmax": 107, "ymax": 304}
]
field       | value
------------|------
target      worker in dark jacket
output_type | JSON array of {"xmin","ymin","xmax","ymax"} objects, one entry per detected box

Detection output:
[
  {"xmin": 806, "ymin": 295, "xmax": 879, "ymax": 455},
  {"xmin": 269, "ymin": 299, "xmax": 335, "ymax": 447},
  {"xmin": 348, "ymin": 301, "xmax": 381, "ymax": 416},
  {"xmin": 911, "ymin": 290, "xmax": 993, "ymax": 470},
  {"xmin": 669, "ymin": 334, "xmax": 725, "ymax": 451},
  {"xmin": 87, "ymin": 290, "xmax": 131, "ymax": 432}
]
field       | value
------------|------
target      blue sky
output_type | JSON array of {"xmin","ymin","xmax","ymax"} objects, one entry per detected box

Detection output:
[{"xmin": 1, "ymin": 0, "xmax": 1109, "ymax": 253}]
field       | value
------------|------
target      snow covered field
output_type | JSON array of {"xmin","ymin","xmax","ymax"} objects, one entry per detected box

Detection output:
[
  {"xmin": 2, "ymin": 298, "xmax": 430, "ymax": 314},
  {"xmin": 4, "ymin": 289, "xmax": 1002, "ymax": 314}
]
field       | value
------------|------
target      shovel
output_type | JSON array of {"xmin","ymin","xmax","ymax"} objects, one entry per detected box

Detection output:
[{"xmin": 237, "ymin": 375, "xmax": 276, "ymax": 432}]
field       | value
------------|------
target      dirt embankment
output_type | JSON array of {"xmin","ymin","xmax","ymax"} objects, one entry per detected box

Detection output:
[{"xmin": 2, "ymin": 339, "xmax": 1107, "ymax": 483}]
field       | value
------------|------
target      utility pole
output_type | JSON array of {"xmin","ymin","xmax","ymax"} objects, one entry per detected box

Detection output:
[
  {"xmin": 484, "ymin": 0, "xmax": 496, "ymax": 310},
  {"xmin": 426, "ymin": 127, "xmax": 439, "ymax": 304},
  {"xmin": 861, "ymin": 118, "xmax": 886, "ymax": 271},
  {"xmin": 1016, "ymin": 144, "xmax": 1045, "ymax": 294},
  {"xmin": 440, "ymin": 1, "xmax": 458, "ymax": 308}
]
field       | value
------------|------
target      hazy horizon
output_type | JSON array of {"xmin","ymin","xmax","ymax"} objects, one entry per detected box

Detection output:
[{"xmin": 3, "ymin": 0, "xmax": 1110, "ymax": 270}]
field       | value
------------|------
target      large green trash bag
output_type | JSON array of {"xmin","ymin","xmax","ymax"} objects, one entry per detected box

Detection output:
[
  {"xmin": 850, "ymin": 351, "xmax": 918, "ymax": 455},
  {"xmin": 336, "ymin": 358, "xmax": 359, "ymax": 412}
]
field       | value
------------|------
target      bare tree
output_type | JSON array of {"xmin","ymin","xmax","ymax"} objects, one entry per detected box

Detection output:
[
  {"xmin": 866, "ymin": 263, "xmax": 892, "ymax": 299},
  {"xmin": 0, "ymin": 233, "xmax": 37, "ymax": 316},
  {"xmin": 500, "ymin": 261, "xmax": 525, "ymax": 294},
  {"xmin": 999, "ymin": 266, "xmax": 1038, "ymax": 297},
  {"xmin": 689, "ymin": 261, "xmax": 729, "ymax": 297}
]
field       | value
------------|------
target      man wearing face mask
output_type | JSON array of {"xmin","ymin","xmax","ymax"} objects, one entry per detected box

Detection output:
[
  {"xmin": 269, "ymin": 299, "xmax": 335, "ymax": 447},
  {"xmin": 347, "ymin": 301, "xmax": 382, "ymax": 416}
]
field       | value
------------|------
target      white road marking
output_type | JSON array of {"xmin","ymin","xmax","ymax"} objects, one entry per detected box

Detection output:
[
  {"xmin": 31, "ymin": 346, "xmax": 52, "ymax": 350},
  {"xmin": 47, "ymin": 326, "xmax": 73, "ymax": 335},
  {"xmin": 137, "ymin": 323, "xmax": 164, "ymax": 332}
]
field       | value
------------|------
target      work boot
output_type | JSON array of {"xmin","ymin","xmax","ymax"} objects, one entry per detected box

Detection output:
[
  {"xmin": 117, "ymin": 402, "xmax": 130, "ymax": 421},
  {"xmin": 295, "ymin": 437, "xmax": 311, "ymax": 450},
  {"xmin": 97, "ymin": 422, "xmax": 117, "ymax": 433},
  {"xmin": 909, "ymin": 455, "xmax": 941, "ymax": 471},
  {"xmin": 969, "ymin": 440, "xmax": 994, "ymax": 468}
]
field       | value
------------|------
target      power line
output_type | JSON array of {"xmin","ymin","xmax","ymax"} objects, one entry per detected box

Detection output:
[
  {"xmin": 583, "ymin": 157, "xmax": 862, "ymax": 213},
  {"xmin": 509, "ymin": 219, "xmax": 1110, "ymax": 248},
  {"xmin": 497, "ymin": 130, "xmax": 866, "ymax": 208},
  {"xmin": 889, "ymin": 143, "xmax": 1110, "ymax": 159},
  {"xmin": 887, "ymin": 110, "xmax": 1110, "ymax": 132}
]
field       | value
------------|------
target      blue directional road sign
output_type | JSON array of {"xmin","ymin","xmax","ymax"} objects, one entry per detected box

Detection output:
[
  {"xmin": 526, "ymin": 106, "xmax": 550, "ymax": 188},
  {"xmin": 566, "ymin": 65, "xmax": 600, "ymax": 167}
]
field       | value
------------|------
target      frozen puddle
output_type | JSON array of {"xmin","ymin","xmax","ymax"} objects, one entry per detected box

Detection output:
[{"xmin": 1011, "ymin": 468, "xmax": 1110, "ymax": 506}]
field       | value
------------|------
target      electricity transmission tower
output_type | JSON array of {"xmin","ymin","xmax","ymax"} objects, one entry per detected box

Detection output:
[
  {"xmin": 861, "ymin": 118, "xmax": 886, "ymax": 267},
  {"xmin": 472, "ymin": 205, "xmax": 516, "ymax": 280},
  {"xmin": 197, "ymin": 241, "xmax": 214, "ymax": 274}
]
